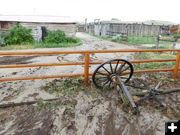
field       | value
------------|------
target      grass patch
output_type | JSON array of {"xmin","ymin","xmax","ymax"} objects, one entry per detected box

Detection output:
[
  {"xmin": 35, "ymin": 99, "xmax": 59, "ymax": 111},
  {"xmin": 43, "ymin": 77, "xmax": 86, "ymax": 97},
  {"xmin": 134, "ymin": 45, "xmax": 176, "ymax": 70},
  {"xmin": 89, "ymin": 32, "xmax": 177, "ymax": 46},
  {"xmin": 0, "ymin": 27, "xmax": 82, "ymax": 50},
  {"xmin": 128, "ymin": 35, "xmax": 156, "ymax": 44},
  {"xmin": 0, "ymin": 44, "xmax": 34, "ymax": 50},
  {"xmin": 0, "ymin": 38, "xmax": 82, "ymax": 50},
  {"xmin": 34, "ymin": 38, "xmax": 82, "ymax": 48},
  {"xmin": 90, "ymin": 33, "xmax": 157, "ymax": 44}
]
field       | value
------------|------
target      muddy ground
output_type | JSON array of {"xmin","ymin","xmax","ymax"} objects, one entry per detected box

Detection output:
[
  {"xmin": 0, "ymin": 73, "xmax": 180, "ymax": 135},
  {"xmin": 0, "ymin": 32, "xmax": 180, "ymax": 135}
]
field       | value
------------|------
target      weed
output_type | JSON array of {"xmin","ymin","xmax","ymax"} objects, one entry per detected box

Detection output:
[
  {"xmin": 135, "ymin": 61, "xmax": 175, "ymax": 70},
  {"xmin": 44, "ymin": 77, "xmax": 86, "ymax": 97},
  {"xmin": 48, "ymin": 101, "xmax": 58, "ymax": 108},
  {"xmin": 62, "ymin": 99, "xmax": 77, "ymax": 108},
  {"xmin": 4, "ymin": 23, "xmax": 34, "ymax": 45},
  {"xmin": 34, "ymin": 38, "xmax": 82, "ymax": 48},
  {"xmin": 0, "ymin": 27, "xmax": 82, "ymax": 49},
  {"xmin": 35, "ymin": 100, "xmax": 45, "ymax": 111},
  {"xmin": 41, "ymin": 30, "xmax": 82, "ymax": 47},
  {"xmin": 48, "ymin": 86, "xmax": 58, "ymax": 94},
  {"xmin": 173, "ymin": 33, "xmax": 180, "ymax": 38},
  {"xmin": 35, "ymin": 100, "xmax": 59, "ymax": 111}
]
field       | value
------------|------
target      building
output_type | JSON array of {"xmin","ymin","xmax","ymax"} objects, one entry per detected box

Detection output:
[
  {"xmin": 0, "ymin": 15, "xmax": 77, "ymax": 42},
  {"xmin": 78, "ymin": 20, "xmax": 174, "ymax": 37},
  {"xmin": 170, "ymin": 25, "xmax": 180, "ymax": 34}
]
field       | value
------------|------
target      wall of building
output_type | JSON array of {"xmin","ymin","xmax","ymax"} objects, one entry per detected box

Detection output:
[
  {"xmin": 170, "ymin": 25, "xmax": 180, "ymax": 34},
  {"xmin": 0, "ymin": 22, "xmax": 14, "ymax": 34},
  {"xmin": 0, "ymin": 22, "xmax": 77, "ymax": 42},
  {"xmin": 20, "ymin": 22, "xmax": 77, "ymax": 42}
]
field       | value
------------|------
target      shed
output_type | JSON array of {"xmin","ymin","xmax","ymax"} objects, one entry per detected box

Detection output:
[{"xmin": 0, "ymin": 15, "xmax": 77, "ymax": 42}]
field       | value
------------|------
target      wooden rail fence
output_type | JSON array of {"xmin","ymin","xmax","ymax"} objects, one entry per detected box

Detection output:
[{"xmin": 0, "ymin": 49, "xmax": 180, "ymax": 85}]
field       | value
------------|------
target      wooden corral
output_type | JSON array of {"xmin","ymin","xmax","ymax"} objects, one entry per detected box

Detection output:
[{"xmin": 79, "ymin": 21, "xmax": 171, "ymax": 37}]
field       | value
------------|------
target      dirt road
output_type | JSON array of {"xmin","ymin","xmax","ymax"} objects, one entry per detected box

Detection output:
[
  {"xmin": 0, "ymin": 33, "xmax": 179, "ymax": 135},
  {"xmin": 0, "ymin": 32, "xmax": 136, "ymax": 102}
]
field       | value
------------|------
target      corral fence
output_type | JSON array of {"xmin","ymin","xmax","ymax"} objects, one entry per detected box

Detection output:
[
  {"xmin": 78, "ymin": 22, "xmax": 170, "ymax": 37},
  {"xmin": 0, "ymin": 49, "xmax": 180, "ymax": 85}
]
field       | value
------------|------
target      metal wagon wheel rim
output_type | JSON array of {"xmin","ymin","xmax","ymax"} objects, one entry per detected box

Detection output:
[{"xmin": 92, "ymin": 59, "xmax": 134, "ymax": 89}]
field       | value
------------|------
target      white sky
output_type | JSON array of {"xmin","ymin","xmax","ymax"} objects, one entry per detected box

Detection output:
[{"xmin": 0, "ymin": 0, "xmax": 179, "ymax": 23}]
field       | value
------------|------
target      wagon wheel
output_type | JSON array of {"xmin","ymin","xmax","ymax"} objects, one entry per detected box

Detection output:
[{"xmin": 92, "ymin": 59, "xmax": 134, "ymax": 89}]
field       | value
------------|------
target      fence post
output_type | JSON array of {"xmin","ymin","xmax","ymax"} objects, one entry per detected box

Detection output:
[
  {"xmin": 173, "ymin": 51, "xmax": 180, "ymax": 78},
  {"xmin": 84, "ymin": 53, "xmax": 90, "ymax": 85}
]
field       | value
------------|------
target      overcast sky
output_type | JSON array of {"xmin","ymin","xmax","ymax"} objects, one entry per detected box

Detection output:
[{"xmin": 0, "ymin": 0, "xmax": 179, "ymax": 23}]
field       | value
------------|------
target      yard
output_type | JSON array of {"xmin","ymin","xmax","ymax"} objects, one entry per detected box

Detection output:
[{"xmin": 0, "ymin": 32, "xmax": 180, "ymax": 135}]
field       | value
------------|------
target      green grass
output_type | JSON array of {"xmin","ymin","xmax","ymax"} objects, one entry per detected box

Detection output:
[
  {"xmin": 90, "ymin": 32, "xmax": 178, "ymax": 45},
  {"xmin": 0, "ymin": 38, "xmax": 82, "ymax": 50},
  {"xmin": 43, "ymin": 77, "xmax": 86, "ymax": 97},
  {"xmin": 128, "ymin": 35, "xmax": 156, "ymax": 44},
  {"xmin": 134, "ymin": 45, "xmax": 176, "ymax": 70},
  {"xmin": 173, "ymin": 33, "xmax": 180, "ymax": 38},
  {"xmin": 89, "ymin": 33, "xmax": 157, "ymax": 44},
  {"xmin": 34, "ymin": 39, "xmax": 82, "ymax": 48},
  {"xmin": 136, "ymin": 61, "xmax": 175, "ymax": 70},
  {"xmin": 0, "ymin": 44, "xmax": 34, "ymax": 50},
  {"xmin": 35, "ymin": 99, "xmax": 59, "ymax": 111}
]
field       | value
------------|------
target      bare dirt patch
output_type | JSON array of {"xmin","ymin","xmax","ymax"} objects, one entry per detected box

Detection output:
[
  {"xmin": 0, "ymin": 106, "xmax": 54, "ymax": 135},
  {"xmin": 0, "ymin": 56, "xmax": 39, "ymax": 65}
]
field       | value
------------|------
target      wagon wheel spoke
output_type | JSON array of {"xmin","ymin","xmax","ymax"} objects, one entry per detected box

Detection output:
[
  {"xmin": 114, "ymin": 60, "xmax": 119, "ymax": 73},
  {"xmin": 102, "ymin": 80, "xmax": 110, "ymax": 87},
  {"xmin": 96, "ymin": 71, "xmax": 109, "ymax": 76},
  {"xmin": 95, "ymin": 76, "xmax": 109, "ymax": 86},
  {"xmin": 109, "ymin": 62, "xmax": 113, "ymax": 74},
  {"xmin": 108, "ymin": 81, "xmax": 112, "ymax": 88},
  {"xmin": 117, "ymin": 62, "xmax": 126, "ymax": 74},
  {"xmin": 102, "ymin": 66, "xmax": 111, "ymax": 74},
  {"xmin": 121, "ymin": 66, "xmax": 130, "ymax": 74},
  {"xmin": 119, "ymin": 76, "xmax": 129, "ymax": 79}
]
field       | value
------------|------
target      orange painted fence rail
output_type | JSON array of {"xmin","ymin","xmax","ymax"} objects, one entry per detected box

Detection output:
[{"xmin": 0, "ymin": 49, "xmax": 180, "ymax": 85}]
